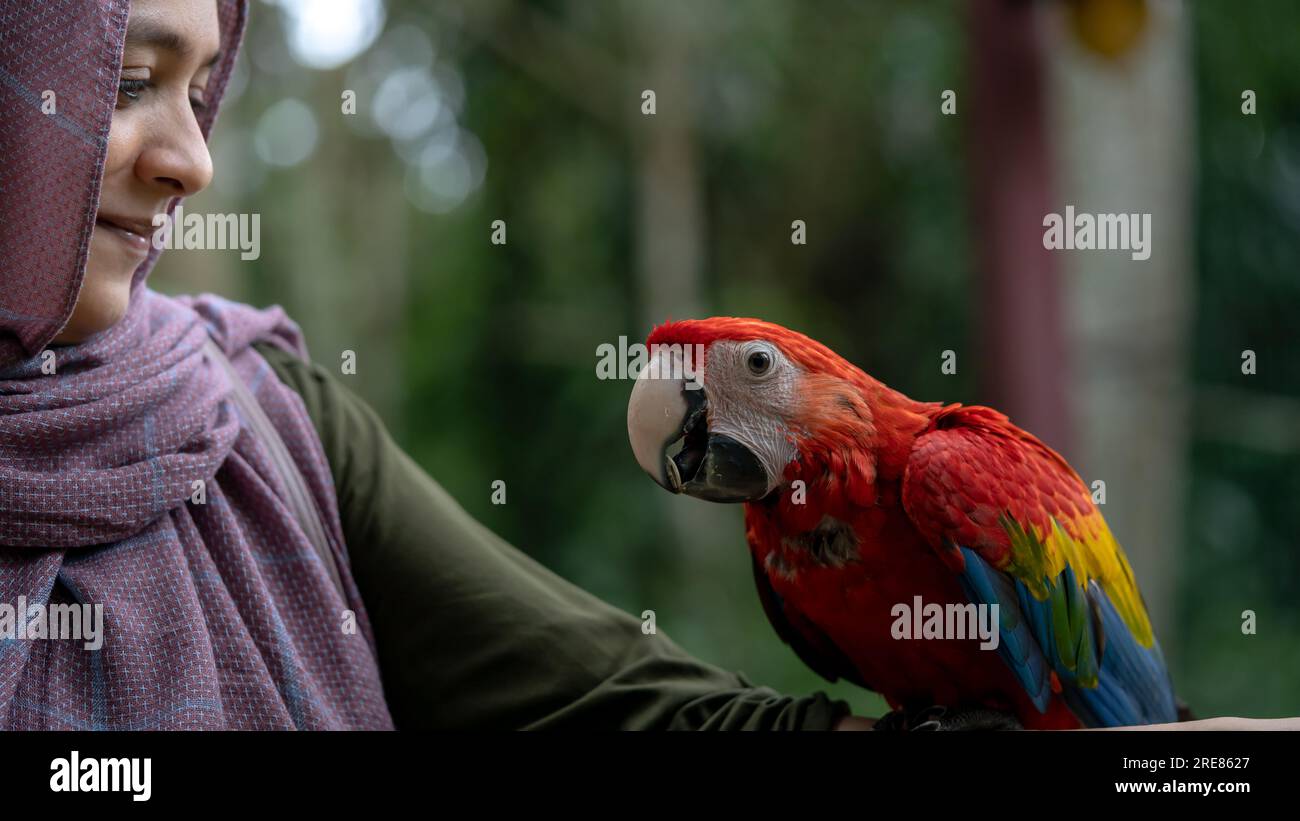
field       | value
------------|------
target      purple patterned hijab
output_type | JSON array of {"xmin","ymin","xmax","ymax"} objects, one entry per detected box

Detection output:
[{"xmin": 0, "ymin": 0, "xmax": 394, "ymax": 728}]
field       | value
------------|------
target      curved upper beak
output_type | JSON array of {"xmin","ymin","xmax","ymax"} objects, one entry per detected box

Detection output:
[{"xmin": 626, "ymin": 346, "xmax": 770, "ymax": 503}]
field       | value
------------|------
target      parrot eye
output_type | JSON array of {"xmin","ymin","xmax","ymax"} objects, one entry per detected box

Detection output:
[{"xmin": 746, "ymin": 350, "xmax": 772, "ymax": 376}]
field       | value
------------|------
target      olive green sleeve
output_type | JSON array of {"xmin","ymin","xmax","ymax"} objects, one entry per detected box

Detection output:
[{"xmin": 255, "ymin": 342, "xmax": 852, "ymax": 730}]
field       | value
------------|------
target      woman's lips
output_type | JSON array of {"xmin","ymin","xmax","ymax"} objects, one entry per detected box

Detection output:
[{"xmin": 95, "ymin": 215, "xmax": 154, "ymax": 257}]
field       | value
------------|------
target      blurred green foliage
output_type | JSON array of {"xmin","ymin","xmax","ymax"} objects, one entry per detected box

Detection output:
[
  {"xmin": 1181, "ymin": 0, "xmax": 1300, "ymax": 718},
  {"xmin": 152, "ymin": 0, "xmax": 1298, "ymax": 721}
]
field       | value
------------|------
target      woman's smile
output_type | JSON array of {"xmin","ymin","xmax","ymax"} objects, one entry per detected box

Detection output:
[{"xmin": 93, "ymin": 212, "xmax": 155, "ymax": 258}]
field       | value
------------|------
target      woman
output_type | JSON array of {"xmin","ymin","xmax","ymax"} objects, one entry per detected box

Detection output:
[{"xmin": 0, "ymin": 0, "xmax": 855, "ymax": 730}]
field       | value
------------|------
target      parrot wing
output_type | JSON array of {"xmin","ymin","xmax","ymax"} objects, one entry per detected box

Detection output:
[
  {"xmin": 901, "ymin": 405, "xmax": 1178, "ymax": 727},
  {"xmin": 749, "ymin": 553, "xmax": 869, "ymax": 690}
]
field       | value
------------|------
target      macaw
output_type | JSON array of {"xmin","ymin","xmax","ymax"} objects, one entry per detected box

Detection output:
[{"xmin": 626, "ymin": 317, "xmax": 1182, "ymax": 729}]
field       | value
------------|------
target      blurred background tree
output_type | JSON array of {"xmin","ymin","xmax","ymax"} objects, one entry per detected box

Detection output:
[{"xmin": 153, "ymin": 0, "xmax": 1300, "ymax": 720}]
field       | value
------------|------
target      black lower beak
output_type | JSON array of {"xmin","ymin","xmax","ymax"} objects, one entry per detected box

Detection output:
[
  {"xmin": 665, "ymin": 392, "xmax": 769, "ymax": 502},
  {"xmin": 675, "ymin": 432, "xmax": 770, "ymax": 502}
]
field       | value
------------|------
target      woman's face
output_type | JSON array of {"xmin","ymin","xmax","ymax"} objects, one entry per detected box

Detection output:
[{"xmin": 53, "ymin": 0, "xmax": 221, "ymax": 344}]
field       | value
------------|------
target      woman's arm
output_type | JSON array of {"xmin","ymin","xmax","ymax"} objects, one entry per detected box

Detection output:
[{"xmin": 256, "ymin": 343, "xmax": 851, "ymax": 730}]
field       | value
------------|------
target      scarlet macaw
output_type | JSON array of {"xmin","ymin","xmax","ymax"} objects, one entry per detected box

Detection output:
[{"xmin": 626, "ymin": 317, "xmax": 1181, "ymax": 729}]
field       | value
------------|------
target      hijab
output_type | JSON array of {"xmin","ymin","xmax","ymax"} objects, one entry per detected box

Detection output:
[{"xmin": 0, "ymin": 0, "xmax": 394, "ymax": 729}]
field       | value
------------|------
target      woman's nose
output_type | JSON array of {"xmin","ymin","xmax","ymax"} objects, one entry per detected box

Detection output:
[{"xmin": 135, "ymin": 101, "xmax": 214, "ymax": 197}]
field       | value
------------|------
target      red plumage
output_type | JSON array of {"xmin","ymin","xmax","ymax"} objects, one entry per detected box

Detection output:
[{"xmin": 643, "ymin": 317, "xmax": 1150, "ymax": 729}]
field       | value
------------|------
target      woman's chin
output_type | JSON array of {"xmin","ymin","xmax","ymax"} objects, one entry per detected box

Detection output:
[{"xmin": 51, "ymin": 263, "xmax": 134, "ymax": 344}]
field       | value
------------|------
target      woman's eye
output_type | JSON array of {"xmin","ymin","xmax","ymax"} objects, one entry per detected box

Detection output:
[
  {"xmin": 116, "ymin": 78, "xmax": 148, "ymax": 105},
  {"xmin": 116, "ymin": 77, "xmax": 207, "ymax": 113},
  {"xmin": 747, "ymin": 350, "xmax": 772, "ymax": 375}
]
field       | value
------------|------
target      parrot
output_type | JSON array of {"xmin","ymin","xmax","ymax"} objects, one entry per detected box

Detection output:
[{"xmin": 626, "ymin": 316, "xmax": 1182, "ymax": 730}]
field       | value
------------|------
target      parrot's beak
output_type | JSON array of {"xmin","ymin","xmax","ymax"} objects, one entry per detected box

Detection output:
[{"xmin": 627, "ymin": 347, "xmax": 770, "ymax": 503}]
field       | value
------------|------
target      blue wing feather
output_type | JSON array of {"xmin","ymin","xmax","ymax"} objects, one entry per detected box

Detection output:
[
  {"xmin": 957, "ymin": 547, "xmax": 1178, "ymax": 727},
  {"xmin": 954, "ymin": 545, "xmax": 1052, "ymax": 713}
]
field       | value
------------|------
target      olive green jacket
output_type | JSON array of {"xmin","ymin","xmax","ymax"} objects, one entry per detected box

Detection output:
[{"xmin": 256, "ymin": 343, "xmax": 851, "ymax": 730}]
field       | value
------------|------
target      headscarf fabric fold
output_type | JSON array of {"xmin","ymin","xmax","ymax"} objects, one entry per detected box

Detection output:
[{"xmin": 0, "ymin": 0, "xmax": 394, "ymax": 729}]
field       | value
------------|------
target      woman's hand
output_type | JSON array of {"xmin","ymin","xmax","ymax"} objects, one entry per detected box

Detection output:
[
  {"xmin": 833, "ymin": 715, "xmax": 875, "ymax": 730},
  {"xmin": 1099, "ymin": 717, "xmax": 1300, "ymax": 730},
  {"xmin": 835, "ymin": 713, "xmax": 1300, "ymax": 730}
]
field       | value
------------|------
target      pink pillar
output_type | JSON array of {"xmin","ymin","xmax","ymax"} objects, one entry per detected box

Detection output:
[{"xmin": 966, "ymin": 0, "xmax": 1073, "ymax": 458}]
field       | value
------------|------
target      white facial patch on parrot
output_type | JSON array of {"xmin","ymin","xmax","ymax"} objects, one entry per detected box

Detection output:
[{"xmin": 701, "ymin": 339, "xmax": 801, "ymax": 494}]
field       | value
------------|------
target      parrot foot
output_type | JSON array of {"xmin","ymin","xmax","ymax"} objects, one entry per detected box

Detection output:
[
  {"xmin": 871, "ymin": 709, "xmax": 911, "ymax": 732},
  {"xmin": 873, "ymin": 705, "xmax": 1022, "ymax": 732}
]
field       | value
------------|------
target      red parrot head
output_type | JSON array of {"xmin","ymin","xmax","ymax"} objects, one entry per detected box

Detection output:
[{"xmin": 626, "ymin": 317, "xmax": 923, "ymax": 506}]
